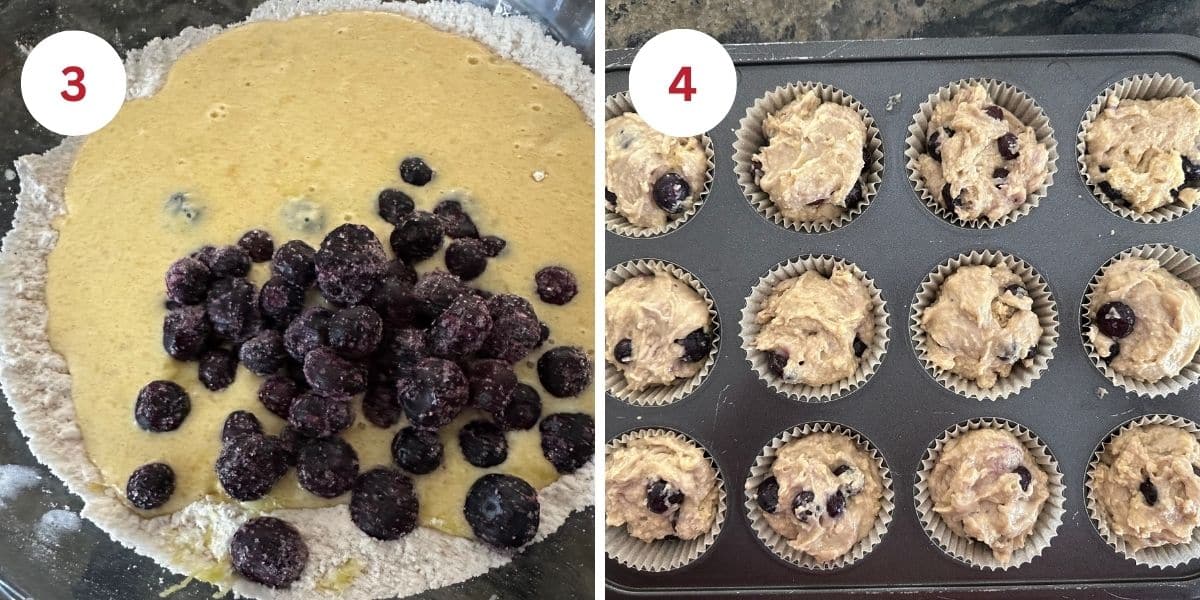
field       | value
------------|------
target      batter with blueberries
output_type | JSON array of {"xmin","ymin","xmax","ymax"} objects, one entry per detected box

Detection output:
[
  {"xmin": 604, "ymin": 112, "xmax": 707, "ymax": 230},
  {"xmin": 605, "ymin": 272, "xmax": 712, "ymax": 391},
  {"xmin": 605, "ymin": 434, "xmax": 719, "ymax": 542}
]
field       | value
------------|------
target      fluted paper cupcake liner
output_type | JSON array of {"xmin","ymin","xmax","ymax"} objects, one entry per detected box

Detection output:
[
  {"xmin": 604, "ymin": 259, "xmax": 720, "ymax": 406},
  {"xmin": 904, "ymin": 78, "xmax": 1058, "ymax": 229},
  {"xmin": 605, "ymin": 92, "xmax": 715, "ymax": 238},
  {"xmin": 740, "ymin": 255, "xmax": 889, "ymax": 402},
  {"xmin": 910, "ymin": 250, "xmax": 1059, "ymax": 400},
  {"xmin": 1077, "ymin": 73, "xmax": 1200, "ymax": 224},
  {"xmin": 604, "ymin": 428, "xmax": 728, "ymax": 572},
  {"xmin": 1080, "ymin": 244, "xmax": 1200, "ymax": 398},
  {"xmin": 743, "ymin": 422, "xmax": 894, "ymax": 570},
  {"xmin": 1086, "ymin": 414, "xmax": 1200, "ymax": 568},
  {"xmin": 732, "ymin": 82, "xmax": 883, "ymax": 233},
  {"xmin": 914, "ymin": 418, "xmax": 1065, "ymax": 570}
]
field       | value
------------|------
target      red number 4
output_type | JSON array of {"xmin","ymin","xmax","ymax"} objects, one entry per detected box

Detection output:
[
  {"xmin": 61, "ymin": 66, "xmax": 86, "ymax": 102},
  {"xmin": 668, "ymin": 66, "xmax": 696, "ymax": 102}
]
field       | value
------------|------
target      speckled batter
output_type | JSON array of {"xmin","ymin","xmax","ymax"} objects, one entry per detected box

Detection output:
[
  {"xmin": 1085, "ymin": 96, "xmax": 1200, "ymax": 214},
  {"xmin": 605, "ymin": 113, "xmax": 707, "ymax": 230},
  {"xmin": 753, "ymin": 267, "xmax": 874, "ymax": 387},
  {"xmin": 929, "ymin": 428, "xmax": 1050, "ymax": 564},
  {"xmin": 1093, "ymin": 424, "xmax": 1200, "ymax": 552},
  {"xmin": 760, "ymin": 432, "xmax": 883, "ymax": 563},
  {"xmin": 921, "ymin": 264, "xmax": 1042, "ymax": 389},
  {"xmin": 1088, "ymin": 258, "xmax": 1200, "ymax": 382},
  {"xmin": 916, "ymin": 84, "xmax": 1050, "ymax": 222},
  {"xmin": 605, "ymin": 435, "xmax": 719, "ymax": 542},
  {"xmin": 605, "ymin": 272, "xmax": 710, "ymax": 391},
  {"xmin": 753, "ymin": 91, "xmax": 867, "ymax": 223}
]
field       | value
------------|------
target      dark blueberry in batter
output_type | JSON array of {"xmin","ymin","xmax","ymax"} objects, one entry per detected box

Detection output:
[
  {"xmin": 445, "ymin": 238, "xmax": 489, "ymax": 281},
  {"xmin": 832, "ymin": 464, "xmax": 851, "ymax": 476},
  {"xmin": 271, "ymin": 240, "xmax": 317, "ymax": 288},
  {"xmin": 852, "ymin": 336, "xmax": 867, "ymax": 358},
  {"xmin": 480, "ymin": 294, "xmax": 542, "ymax": 363},
  {"xmin": 367, "ymin": 274, "xmax": 420, "ymax": 330},
  {"xmin": 497, "ymin": 383, "xmax": 542, "ymax": 431},
  {"xmin": 390, "ymin": 211, "xmax": 444, "ymax": 263},
  {"xmin": 927, "ymin": 128, "xmax": 945, "ymax": 162},
  {"xmin": 996, "ymin": 132, "xmax": 1020, "ymax": 160},
  {"xmin": 434, "ymin": 199, "xmax": 480, "ymax": 239},
  {"xmin": 303, "ymin": 347, "xmax": 368, "ymax": 397},
  {"xmin": 399, "ymin": 157, "xmax": 434, "ymax": 186},
  {"xmin": 1013, "ymin": 465, "xmax": 1032, "ymax": 492},
  {"xmin": 229, "ymin": 517, "xmax": 308, "ymax": 588},
  {"xmin": 362, "ymin": 383, "xmax": 403, "ymax": 428},
  {"xmin": 614, "ymin": 339, "xmax": 633, "ymax": 364},
  {"xmin": 327, "ymin": 305, "xmax": 383, "ymax": 359},
  {"xmin": 792, "ymin": 490, "xmax": 818, "ymax": 522},
  {"xmin": 135, "ymin": 381, "xmax": 190, "ymax": 432},
  {"xmin": 539, "ymin": 412, "xmax": 594, "ymax": 473},
  {"xmin": 315, "ymin": 224, "xmax": 388, "ymax": 307},
  {"xmin": 126, "ymin": 462, "xmax": 175, "ymax": 510},
  {"xmin": 237, "ymin": 229, "xmax": 275, "ymax": 262},
  {"xmin": 1103, "ymin": 341, "xmax": 1121, "ymax": 363},
  {"xmin": 984, "ymin": 105, "xmax": 1004, "ymax": 120},
  {"xmin": 288, "ymin": 392, "xmax": 354, "ymax": 438},
  {"xmin": 767, "ymin": 351, "xmax": 788, "ymax": 377},
  {"xmin": 1004, "ymin": 284, "xmax": 1027, "ymax": 298},
  {"xmin": 756, "ymin": 476, "xmax": 780, "ymax": 514},
  {"xmin": 240, "ymin": 330, "xmax": 287, "ymax": 375},
  {"xmin": 258, "ymin": 277, "xmax": 305, "ymax": 328},
  {"xmin": 165, "ymin": 257, "xmax": 212, "ymax": 305},
  {"xmin": 412, "ymin": 269, "xmax": 470, "ymax": 323},
  {"xmin": 1140, "ymin": 477, "xmax": 1158, "ymax": 506},
  {"xmin": 216, "ymin": 433, "xmax": 288, "ymax": 501},
  {"xmin": 377, "ymin": 188, "xmax": 415, "ymax": 225},
  {"xmin": 222, "ymin": 410, "xmax": 263, "ymax": 445},
  {"xmin": 480, "ymin": 235, "xmax": 507, "ymax": 257},
  {"xmin": 350, "ymin": 467, "xmax": 419, "ymax": 540},
  {"xmin": 284, "ymin": 308, "xmax": 331, "ymax": 362},
  {"xmin": 1096, "ymin": 301, "xmax": 1136, "ymax": 339},
  {"xmin": 992, "ymin": 167, "xmax": 1010, "ymax": 181},
  {"xmin": 163, "ymin": 305, "xmax": 210, "ymax": 360},
  {"xmin": 941, "ymin": 183, "xmax": 962, "ymax": 208},
  {"xmin": 428, "ymin": 294, "xmax": 493, "ymax": 359},
  {"xmin": 208, "ymin": 245, "xmax": 251, "ymax": 278},
  {"xmin": 645, "ymin": 479, "xmax": 684, "ymax": 514},
  {"xmin": 676, "ymin": 328, "xmax": 710, "ymax": 363},
  {"xmin": 535, "ymin": 266, "xmax": 578, "ymax": 305},
  {"xmin": 537, "ymin": 346, "xmax": 592, "ymax": 398},
  {"xmin": 296, "ymin": 437, "xmax": 359, "ymax": 498},
  {"xmin": 372, "ymin": 327, "xmax": 429, "ymax": 380},
  {"xmin": 652, "ymin": 172, "xmax": 690, "ymax": 214},
  {"xmin": 826, "ymin": 490, "xmax": 847, "ymax": 518},
  {"xmin": 1184, "ymin": 156, "xmax": 1200, "ymax": 187},
  {"xmin": 206, "ymin": 277, "xmax": 258, "ymax": 342},
  {"xmin": 198, "ymin": 348, "xmax": 237, "ymax": 391},
  {"xmin": 467, "ymin": 359, "xmax": 517, "ymax": 415},
  {"xmin": 396, "ymin": 357, "xmax": 469, "ymax": 429},
  {"xmin": 844, "ymin": 182, "xmax": 864, "ymax": 208},
  {"xmin": 604, "ymin": 188, "xmax": 616, "ymax": 204},
  {"xmin": 391, "ymin": 426, "xmax": 444, "ymax": 475},
  {"xmin": 1098, "ymin": 181, "xmax": 1126, "ymax": 204},
  {"xmin": 258, "ymin": 373, "xmax": 300, "ymax": 419},
  {"xmin": 459, "ymin": 420, "xmax": 509, "ymax": 468},
  {"xmin": 464, "ymin": 473, "xmax": 540, "ymax": 549}
]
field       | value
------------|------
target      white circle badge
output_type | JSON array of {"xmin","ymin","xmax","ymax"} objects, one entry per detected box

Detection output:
[
  {"xmin": 21, "ymin": 31, "xmax": 126, "ymax": 136},
  {"xmin": 628, "ymin": 29, "xmax": 736, "ymax": 138}
]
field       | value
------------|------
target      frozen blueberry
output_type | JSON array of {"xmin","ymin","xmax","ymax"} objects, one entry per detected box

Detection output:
[
  {"xmin": 993, "ymin": 167, "xmax": 1010, "ymax": 181},
  {"xmin": 481, "ymin": 235, "xmax": 507, "ymax": 257},
  {"xmin": 126, "ymin": 462, "xmax": 175, "ymax": 510},
  {"xmin": 206, "ymin": 277, "xmax": 258, "ymax": 342},
  {"xmin": 984, "ymin": 105, "xmax": 1005, "ymax": 120},
  {"xmin": 853, "ymin": 336, "xmax": 868, "ymax": 358},
  {"xmin": 1004, "ymin": 284, "xmax": 1027, "ymax": 298},
  {"xmin": 238, "ymin": 229, "xmax": 275, "ymax": 262},
  {"xmin": 480, "ymin": 294, "xmax": 542, "ymax": 363},
  {"xmin": 445, "ymin": 238, "xmax": 489, "ymax": 281},
  {"xmin": 464, "ymin": 474, "xmax": 539, "ymax": 549},
  {"xmin": 497, "ymin": 383, "xmax": 541, "ymax": 431},
  {"xmin": 1140, "ymin": 477, "xmax": 1158, "ymax": 506},
  {"xmin": 390, "ymin": 211, "xmax": 444, "ymax": 263},
  {"xmin": 539, "ymin": 412, "xmax": 594, "ymax": 473},
  {"xmin": 941, "ymin": 183, "xmax": 962, "ymax": 209},
  {"xmin": 377, "ymin": 188, "xmax": 415, "ymax": 225},
  {"xmin": 1013, "ymin": 465, "xmax": 1032, "ymax": 492},
  {"xmin": 613, "ymin": 339, "xmax": 633, "ymax": 364},
  {"xmin": 767, "ymin": 351, "xmax": 788, "ymax": 377},
  {"xmin": 258, "ymin": 373, "xmax": 300, "ymax": 419},
  {"xmin": 222, "ymin": 410, "xmax": 263, "ymax": 444},
  {"xmin": 1099, "ymin": 181, "xmax": 1126, "ymax": 204},
  {"xmin": 434, "ymin": 199, "xmax": 480, "ymax": 239},
  {"xmin": 296, "ymin": 437, "xmax": 359, "ymax": 498},
  {"xmin": 792, "ymin": 490, "xmax": 818, "ymax": 522},
  {"xmin": 276, "ymin": 425, "xmax": 306, "ymax": 466},
  {"xmin": 215, "ymin": 433, "xmax": 288, "ymax": 501},
  {"xmin": 1184, "ymin": 156, "xmax": 1200, "ymax": 187},
  {"xmin": 399, "ymin": 157, "xmax": 434, "ymax": 186},
  {"xmin": 135, "ymin": 381, "xmax": 190, "ymax": 432},
  {"xmin": 258, "ymin": 277, "xmax": 305, "ymax": 329},
  {"xmin": 537, "ymin": 346, "xmax": 592, "ymax": 398},
  {"xmin": 367, "ymin": 274, "xmax": 420, "ymax": 329},
  {"xmin": 199, "ymin": 348, "xmax": 238, "ymax": 391},
  {"xmin": 230, "ymin": 517, "xmax": 308, "ymax": 589},
  {"xmin": 1097, "ymin": 301, "xmax": 1136, "ymax": 339},
  {"xmin": 675, "ymin": 328, "xmax": 710, "ymax": 363},
  {"xmin": 372, "ymin": 327, "xmax": 429, "ymax": 380},
  {"xmin": 826, "ymin": 489, "xmax": 847, "ymax": 518},
  {"xmin": 271, "ymin": 240, "xmax": 317, "ymax": 288},
  {"xmin": 396, "ymin": 357, "xmax": 469, "ymax": 429},
  {"xmin": 844, "ymin": 181, "xmax": 864, "ymax": 208},
  {"xmin": 360, "ymin": 383, "xmax": 402, "ymax": 428},
  {"xmin": 326, "ymin": 306, "xmax": 383, "ymax": 359},
  {"xmin": 391, "ymin": 426, "xmax": 444, "ymax": 475},
  {"xmin": 756, "ymin": 476, "xmax": 780, "ymax": 514},
  {"xmin": 538, "ymin": 322, "xmax": 551, "ymax": 345},
  {"xmin": 412, "ymin": 270, "xmax": 471, "ymax": 325},
  {"xmin": 240, "ymin": 330, "xmax": 287, "ymax": 375},
  {"xmin": 645, "ymin": 479, "xmax": 684, "ymax": 514},
  {"xmin": 459, "ymin": 420, "xmax": 508, "ymax": 468},
  {"xmin": 315, "ymin": 224, "xmax": 388, "ymax": 306},
  {"xmin": 350, "ymin": 467, "xmax": 419, "ymax": 540},
  {"xmin": 467, "ymin": 359, "xmax": 517, "ymax": 415},
  {"xmin": 288, "ymin": 392, "xmax": 354, "ymax": 438},
  {"xmin": 997, "ymin": 132, "xmax": 1020, "ymax": 160},
  {"xmin": 165, "ymin": 257, "xmax": 212, "ymax": 305},
  {"xmin": 534, "ymin": 266, "xmax": 577, "ymax": 305},
  {"xmin": 651, "ymin": 172, "xmax": 690, "ymax": 214},
  {"xmin": 303, "ymin": 347, "xmax": 367, "ymax": 397},
  {"xmin": 208, "ymin": 245, "xmax": 252, "ymax": 278},
  {"xmin": 1103, "ymin": 341, "xmax": 1121, "ymax": 363},
  {"xmin": 163, "ymin": 305, "xmax": 211, "ymax": 360},
  {"xmin": 927, "ymin": 129, "xmax": 945, "ymax": 162},
  {"xmin": 285, "ymin": 308, "xmax": 331, "ymax": 362},
  {"xmin": 428, "ymin": 294, "xmax": 493, "ymax": 359}
]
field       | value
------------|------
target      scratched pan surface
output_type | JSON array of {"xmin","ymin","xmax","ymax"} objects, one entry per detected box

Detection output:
[{"xmin": 605, "ymin": 35, "xmax": 1200, "ymax": 598}]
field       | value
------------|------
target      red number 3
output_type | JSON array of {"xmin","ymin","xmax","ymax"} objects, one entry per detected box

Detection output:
[
  {"xmin": 61, "ymin": 66, "xmax": 86, "ymax": 102},
  {"xmin": 668, "ymin": 66, "xmax": 696, "ymax": 102}
]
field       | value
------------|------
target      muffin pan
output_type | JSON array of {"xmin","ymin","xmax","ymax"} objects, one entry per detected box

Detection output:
[{"xmin": 605, "ymin": 34, "xmax": 1200, "ymax": 598}]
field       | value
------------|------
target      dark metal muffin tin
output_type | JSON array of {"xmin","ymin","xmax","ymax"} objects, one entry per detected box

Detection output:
[{"xmin": 605, "ymin": 34, "xmax": 1200, "ymax": 598}]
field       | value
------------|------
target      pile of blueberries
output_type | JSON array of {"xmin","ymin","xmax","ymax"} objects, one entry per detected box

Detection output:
[{"xmin": 126, "ymin": 157, "xmax": 595, "ymax": 589}]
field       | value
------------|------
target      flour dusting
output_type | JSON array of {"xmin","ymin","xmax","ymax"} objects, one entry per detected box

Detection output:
[
  {"xmin": 35, "ymin": 508, "xmax": 82, "ymax": 545},
  {"xmin": 0, "ymin": 465, "xmax": 42, "ymax": 507}
]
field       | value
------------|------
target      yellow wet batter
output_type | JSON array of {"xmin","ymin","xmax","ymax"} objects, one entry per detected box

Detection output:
[{"xmin": 46, "ymin": 12, "xmax": 593, "ymax": 539}]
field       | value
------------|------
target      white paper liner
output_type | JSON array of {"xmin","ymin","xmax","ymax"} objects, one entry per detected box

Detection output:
[
  {"xmin": 1080, "ymin": 244, "xmax": 1200, "ymax": 398},
  {"xmin": 914, "ymin": 418, "xmax": 1065, "ymax": 570},
  {"xmin": 1077, "ymin": 73, "xmax": 1200, "ymax": 224},
  {"xmin": 732, "ymin": 82, "xmax": 884, "ymax": 233},
  {"xmin": 910, "ymin": 250, "xmax": 1059, "ymax": 400},
  {"xmin": 743, "ymin": 421, "xmax": 894, "ymax": 570},
  {"xmin": 604, "ymin": 259, "xmax": 720, "ymax": 406},
  {"xmin": 1085, "ymin": 414, "xmax": 1200, "ymax": 568},
  {"xmin": 904, "ymin": 78, "xmax": 1058, "ymax": 229},
  {"xmin": 604, "ymin": 428, "xmax": 728, "ymax": 572},
  {"xmin": 604, "ymin": 92, "xmax": 715, "ymax": 238},
  {"xmin": 739, "ymin": 255, "xmax": 890, "ymax": 403}
]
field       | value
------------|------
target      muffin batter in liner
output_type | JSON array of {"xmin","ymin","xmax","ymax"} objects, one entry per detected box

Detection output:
[
  {"xmin": 604, "ymin": 428, "xmax": 727, "ymax": 572},
  {"xmin": 905, "ymin": 78, "xmax": 1058, "ymax": 229},
  {"xmin": 1086, "ymin": 414, "xmax": 1200, "ymax": 568},
  {"xmin": 605, "ymin": 259, "xmax": 719, "ymax": 406},
  {"xmin": 740, "ymin": 255, "xmax": 889, "ymax": 403},
  {"xmin": 605, "ymin": 92, "xmax": 715, "ymax": 238},
  {"xmin": 732, "ymin": 82, "xmax": 884, "ymax": 233},
  {"xmin": 743, "ymin": 422, "xmax": 894, "ymax": 570},
  {"xmin": 1077, "ymin": 73, "xmax": 1200, "ymax": 224},
  {"xmin": 1080, "ymin": 244, "xmax": 1200, "ymax": 398},
  {"xmin": 915, "ymin": 418, "xmax": 1065, "ymax": 570},
  {"xmin": 911, "ymin": 250, "xmax": 1059, "ymax": 400}
]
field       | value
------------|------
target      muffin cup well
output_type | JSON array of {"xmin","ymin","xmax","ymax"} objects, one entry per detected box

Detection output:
[
  {"xmin": 904, "ymin": 78, "xmax": 1058, "ymax": 229},
  {"xmin": 732, "ymin": 82, "xmax": 883, "ymax": 233},
  {"xmin": 1077, "ymin": 73, "xmax": 1200, "ymax": 224},
  {"xmin": 743, "ymin": 421, "xmax": 894, "ymax": 570},
  {"xmin": 604, "ymin": 428, "xmax": 728, "ymax": 572},
  {"xmin": 604, "ymin": 92, "xmax": 715, "ymax": 238},
  {"xmin": 1086, "ymin": 414, "xmax": 1200, "ymax": 568},
  {"xmin": 1080, "ymin": 244, "xmax": 1200, "ymax": 398},
  {"xmin": 604, "ymin": 259, "xmax": 720, "ymax": 406},
  {"xmin": 914, "ymin": 418, "xmax": 1065, "ymax": 570},
  {"xmin": 740, "ymin": 255, "xmax": 889, "ymax": 403},
  {"xmin": 910, "ymin": 250, "xmax": 1059, "ymax": 400}
]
